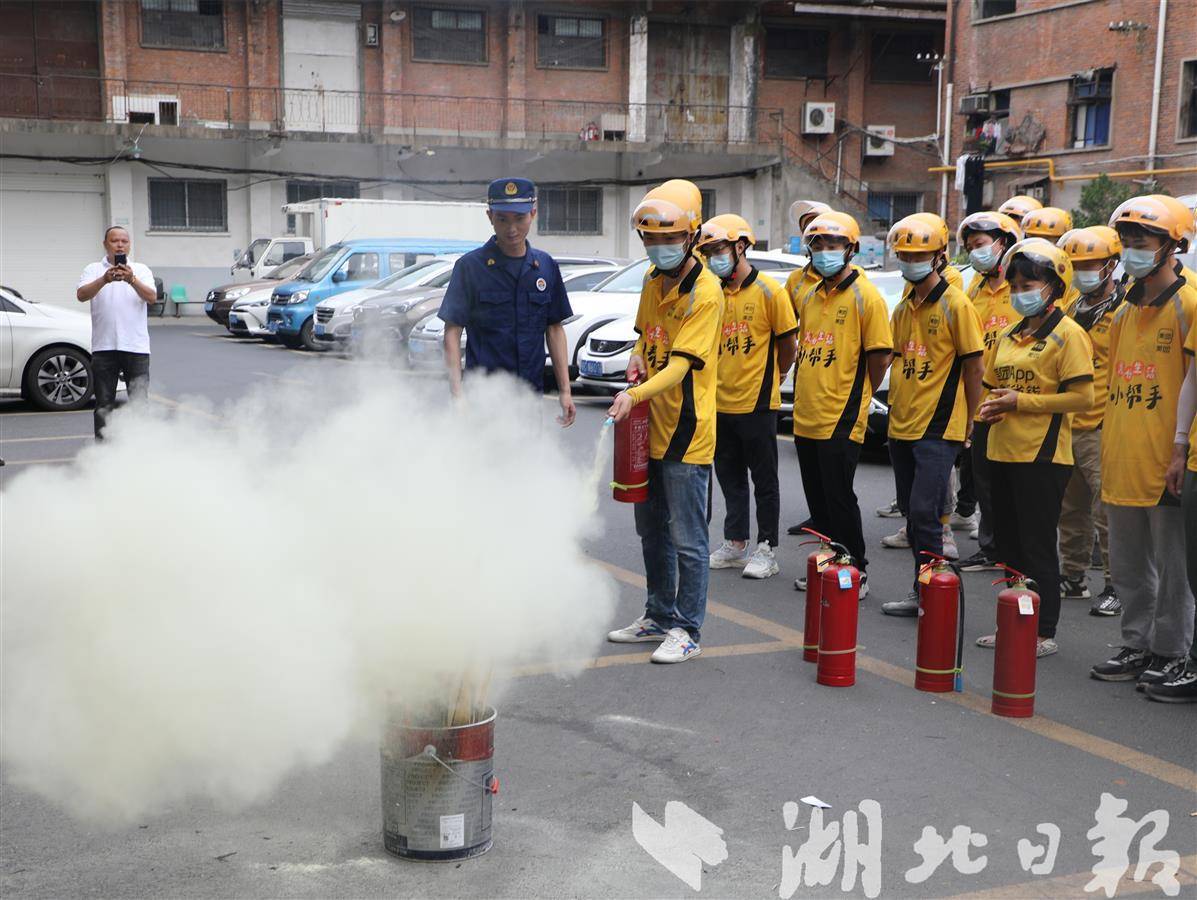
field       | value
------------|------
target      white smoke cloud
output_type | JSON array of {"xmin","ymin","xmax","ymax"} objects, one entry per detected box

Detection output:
[{"xmin": 1, "ymin": 366, "xmax": 618, "ymax": 823}]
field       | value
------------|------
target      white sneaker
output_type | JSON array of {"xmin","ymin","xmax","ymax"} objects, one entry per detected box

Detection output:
[
  {"xmin": 607, "ymin": 616, "xmax": 668, "ymax": 643},
  {"xmin": 881, "ymin": 526, "xmax": 910, "ymax": 548},
  {"xmin": 876, "ymin": 499, "xmax": 903, "ymax": 518},
  {"xmin": 742, "ymin": 542, "xmax": 779, "ymax": 579},
  {"xmin": 650, "ymin": 627, "xmax": 702, "ymax": 663},
  {"xmin": 969, "ymin": 525, "xmax": 979, "ymax": 541},
  {"xmin": 949, "ymin": 510, "xmax": 978, "ymax": 531},
  {"xmin": 859, "ymin": 573, "xmax": 870, "ymax": 601},
  {"xmin": 709, "ymin": 540, "xmax": 749, "ymax": 569},
  {"xmin": 942, "ymin": 525, "xmax": 959, "ymax": 561}
]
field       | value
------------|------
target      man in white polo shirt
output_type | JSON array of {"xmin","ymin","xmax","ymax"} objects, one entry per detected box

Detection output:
[{"xmin": 76, "ymin": 225, "xmax": 157, "ymax": 438}]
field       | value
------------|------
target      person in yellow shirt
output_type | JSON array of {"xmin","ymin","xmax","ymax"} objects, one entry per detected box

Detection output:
[
  {"xmin": 1149, "ymin": 195, "xmax": 1197, "ymax": 287},
  {"xmin": 790, "ymin": 211, "xmax": 893, "ymax": 598},
  {"xmin": 997, "ymin": 195, "xmax": 1043, "ymax": 229},
  {"xmin": 879, "ymin": 214, "xmax": 986, "ymax": 616},
  {"xmin": 955, "ymin": 210, "xmax": 1023, "ymax": 572},
  {"xmin": 1092, "ymin": 196, "xmax": 1197, "ymax": 686},
  {"xmin": 696, "ymin": 215, "xmax": 798, "ymax": 580},
  {"xmin": 605, "ymin": 180, "xmax": 723, "ymax": 665},
  {"xmin": 1149, "ymin": 319, "xmax": 1197, "ymax": 700},
  {"xmin": 783, "ymin": 199, "xmax": 833, "ymax": 305},
  {"xmin": 1056, "ymin": 226, "xmax": 1125, "ymax": 617},
  {"xmin": 973, "ymin": 240, "xmax": 1095, "ymax": 657}
]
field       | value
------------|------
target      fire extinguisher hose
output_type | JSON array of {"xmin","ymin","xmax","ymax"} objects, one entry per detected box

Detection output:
[{"xmin": 610, "ymin": 478, "xmax": 649, "ymax": 491}]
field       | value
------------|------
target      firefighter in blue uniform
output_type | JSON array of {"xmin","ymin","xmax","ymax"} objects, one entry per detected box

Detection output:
[{"xmin": 439, "ymin": 177, "xmax": 576, "ymax": 426}]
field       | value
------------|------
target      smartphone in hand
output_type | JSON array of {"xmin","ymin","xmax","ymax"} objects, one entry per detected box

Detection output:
[{"xmin": 114, "ymin": 253, "xmax": 127, "ymax": 265}]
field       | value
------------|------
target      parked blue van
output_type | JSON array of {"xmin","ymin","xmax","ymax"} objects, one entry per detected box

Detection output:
[{"xmin": 267, "ymin": 238, "xmax": 481, "ymax": 350}]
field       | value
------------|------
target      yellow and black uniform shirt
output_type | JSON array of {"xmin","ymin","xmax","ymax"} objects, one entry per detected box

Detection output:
[
  {"xmin": 716, "ymin": 268, "xmax": 798, "ymax": 414},
  {"xmin": 792, "ymin": 269, "xmax": 893, "ymax": 443},
  {"xmin": 888, "ymin": 278, "xmax": 985, "ymax": 442},
  {"xmin": 785, "ymin": 263, "xmax": 867, "ymax": 309},
  {"xmin": 1102, "ymin": 276, "xmax": 1197, "ymax": 506},
  {"xmin": 1186, "ymin": 321, "xmax": 1197, "ymax": 474},
  {"xmin": 632, "ymin": 262, "xmax": 724, "ymax": 465},
  {"xmin": 1065, "ymin": 286, "xmax": 1123, "ymax": 432},
  {"xmin": 983, "ymin": 308, "xmax": 1095, "ymax": 465},
  {"xmin": 966, "ymin": 272, "xmax": 1017, "ymax": 422},
  {"xmin": 898, "ymin": 263, "xmax": 964, "ymax": 304}
]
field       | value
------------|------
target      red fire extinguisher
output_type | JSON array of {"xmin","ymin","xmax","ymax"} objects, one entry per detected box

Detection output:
[
  {"xmin": 991, "ymin": 567, "xmax": 1040, "ymax": 718},
  {"xmin": 611, "ymin": 378, "xmax": 650, "ymax": 503},
  {"xmin": 915, "ymin": 552, "xmax": 965, "ymax": 693},
  {"xmin": 817, "ymin": 543, "xmax": 860, "ymax": 687},
  {"xmin": 799, "ymin": 528, "xmax": 835, "ymax": 663}
]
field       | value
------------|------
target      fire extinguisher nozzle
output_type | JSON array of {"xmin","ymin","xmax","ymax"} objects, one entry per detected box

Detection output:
[{"xmin": 603, "ymin": 417, "xmax": 614, "ymax": 428}]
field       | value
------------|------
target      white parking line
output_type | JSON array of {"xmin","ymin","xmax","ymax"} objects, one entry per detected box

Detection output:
[
  {"xmin": 2, "ymin": 457, "xmax": 75, "ymax": 466},
  {"xmin": 0, "ymin": 409, "xmax": 89, "ymax": 418},
  {"xmin": 0, "ymin": 434, "xmax": 92, "ymax": 444}
]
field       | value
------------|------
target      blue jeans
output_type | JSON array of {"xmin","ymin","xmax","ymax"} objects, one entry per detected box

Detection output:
[
  {"xmin": 889, "ymin": 437, "xmax": 961, "ymax": 583},
  {"xmin": 634, "ymin": 459, "xmax": 711, "ymax": 642}
]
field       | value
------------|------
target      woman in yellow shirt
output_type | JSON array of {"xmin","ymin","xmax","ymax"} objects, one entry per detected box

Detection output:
[{"xmin": 974, "ymin": 240, "xmax": 1095, "ymax": 657}]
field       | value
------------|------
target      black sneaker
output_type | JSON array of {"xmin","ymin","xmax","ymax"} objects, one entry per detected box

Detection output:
[
  {"xmin": 1060, "ymin": 576, "xmax": 1091, "ymax": 600},
  {"xmin": 1090, "ymin": 646, "xmax": 1153, "ymax": 682},
  {"xmin": 1135, "ymin": 655, "xmax": 1187, "ymax": 693},
  {"xmin": 1090, "ymin": 585, "xmax": 1122, "ymax": 617},
  {"xmin": 787, "ymin": 519, "xmax": 814, "ymax": 536},
  {"xmin": 959, "ymin": 551, "xmax": 999, "ymax": 572},
  {"xmin": 1144, "ymin": 660, "xmax": 1197, "ymax": 703}
]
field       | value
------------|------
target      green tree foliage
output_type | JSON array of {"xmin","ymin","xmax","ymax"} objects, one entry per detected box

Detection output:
[{"xmin": 1070, "ymin": 175, "xmax": 1167, "ymax": 228}]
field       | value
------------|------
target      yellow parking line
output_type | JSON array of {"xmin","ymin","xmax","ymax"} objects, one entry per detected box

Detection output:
[
  {"xmin": 0, "ymin": 434, "xmax": 92, "ymax": 444},
  {"xmin": 593, "ymin": 560, "xmax": 1197, "ymax": 792}
]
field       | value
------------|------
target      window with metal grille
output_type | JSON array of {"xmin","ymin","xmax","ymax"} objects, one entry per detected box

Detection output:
[
  {"xmin": 412, "ymin": 6, "xmax": 487, "ymax": 64},
  {"xmin": 537, "ymin": 14, "xmax": 605, "ymax": 69},
  {"xmin": 866, "ymin": 191, "xmax": 921, "ymax": 229},
  {"xmin": 539, "ymin": 188, "xmax": 602, "ymax": 235},
  {"xmin": 1182, "ymin": 61, "xmax": 1197, "ymax": 139},
  {"xmin": 1069, "ymin": 68, "xmax": 1113, "ymax": 148},
  {"xmin": 285, "ymin": 180, "xmax": 359, "ymax": 232},
  {"xmin": 149, "ymin": 179, "xmax": 227, "ymax": 231},
  {"xmin": 140, "ymin": 0, "xmax": 225, "ymax": 50},
  {"xmin": 763, "ymin": 27, "xmax": 829, "ymax": 80},
  {"xmin": 870, "ymin": 31, "xmax": 938, "ymax": 83}
]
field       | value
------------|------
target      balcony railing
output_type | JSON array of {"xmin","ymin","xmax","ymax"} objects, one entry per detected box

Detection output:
[{"xmin": 0, "ymin": 72, "xmax": 784, "ymax": 148}]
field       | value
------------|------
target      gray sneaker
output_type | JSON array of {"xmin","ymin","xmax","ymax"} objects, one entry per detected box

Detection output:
[{"xmin": 882, "ymin": 590, "xmax": 920, "ymax": 617}]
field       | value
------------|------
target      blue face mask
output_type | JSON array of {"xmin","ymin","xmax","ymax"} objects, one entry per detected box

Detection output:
[
  {"xmin": 1011, "ymin": 288, "xmax": 1049, "ymax": 317},
  {"xmin": 646, "ymin": 242, "xmax": 687, "ymax": 272},
  {"xmin": 812, "ymin": 249, "xmax": 847, "ymax": 277},
  {"xmin": 1072, "ymin": 269, "xmax": 1106, "ymax": 294},
  {"xmin": 898, "ymin": 259, "xmax": 934, "ymax": 283},
  {"xmin": 707, "ymin": 252, "xmax": 734, "ymax": 278},
  {"xmin": 969, "ymin": 244, "xmax": 1000, "ymax": 273},
  {"xmin": 1121, "ymin": 247, "xmax": 1160, "ymax": 279}
]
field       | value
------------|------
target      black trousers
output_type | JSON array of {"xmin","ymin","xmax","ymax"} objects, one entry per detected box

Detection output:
[
  {"xmin": 92, "ymin": 350, "xmax": 150, "ymax": 439},
  {"xmin": 794, "ymin": 435, "xmax": 867, "ymax": 571},
  {"xmin": 970, "ymin": 420, "xmax": 997, "ymax": 554},
  {"xmin": 989, "ymin": 460, "xmax": 1071, "ymax": 639},
  {"xmin": 956, "ymin": 445, "xmax": 976, "ymax": 517},
  {"xmin": 714, "ymin": 410, "xmax": 781, "ymax": 548}
]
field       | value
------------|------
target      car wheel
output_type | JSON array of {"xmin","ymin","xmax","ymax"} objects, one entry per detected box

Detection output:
[
  {"xmin": 298, "ymin": 318, "xmax": 324, "ymax": 351},
  {"xmin": 24, "ymin": 346, "xmax": 93, "ymax": 411}
]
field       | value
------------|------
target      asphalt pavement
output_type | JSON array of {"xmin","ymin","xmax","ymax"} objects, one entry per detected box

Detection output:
[{"xmin": 2, "ymin": 323, "xmax": 1194, "ymax": 899}]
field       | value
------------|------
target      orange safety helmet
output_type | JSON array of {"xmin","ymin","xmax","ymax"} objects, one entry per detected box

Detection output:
[
  {"xmin": 695, "ymin": 214, "xmax": 756, "ymax": 250},
  {"xmin": 997, "ymin": 195, "xmax": 1044, "ymax": 221},
  {"xmin": 630, "ymin": 179, "xmax": 704, "ymax": 235},
  {"xmin": 1147, "ymin": 194, "xmax": 1196, "ymax": 242},
  {"xmin": 888, "ymin": 212, "xmax": 949, "ymax": 252},
  {"xmin": 1020, "ymin": 207, "xmax": 1073, "ymax": 240},
  {"xmin": 1108, "ymin": 195, "xmax": 1192, "ymax": 242},
  {"xmin": 1059, "ymin": 226, "xmax": 1122, "ymax": 262},
  {"xmin": 803, "ymin": 211, "xmax": 861, "ymax": 245}
]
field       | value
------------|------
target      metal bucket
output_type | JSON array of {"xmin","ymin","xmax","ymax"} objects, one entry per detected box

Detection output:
[{"xmin": 380, "ymin": 707, "xmax": 497, "ymax": 861}]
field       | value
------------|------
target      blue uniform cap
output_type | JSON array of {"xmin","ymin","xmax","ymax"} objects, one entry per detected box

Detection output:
[{"xmin": 487, "ymin": 177, "xmax": 537, "ymax": 214}]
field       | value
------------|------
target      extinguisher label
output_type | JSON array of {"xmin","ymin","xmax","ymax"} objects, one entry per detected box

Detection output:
[
  {"xmin": 918, "ymin": 567, "xmax": 933, "ymax": 585},
  {"xmin": 837, "ymin": 569, "xmax": 852, "ymax": 590},
  {"xmin": 631, "ymin": 416, "xmax": 650, "ymax": 471},
  {"xmin": 1017, "ymin": 594, "xmax": 1034, "ymax": 615},
  {"xmin": 816, "ymin": 551, "xmax": 833, "ymax": 570}
]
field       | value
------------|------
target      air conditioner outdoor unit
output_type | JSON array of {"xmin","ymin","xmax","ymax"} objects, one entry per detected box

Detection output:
[
  {"xmin": 959, "ymin": 93, "xmax": 991, "ymax": 115},
  {"xmin": 864, "ymin": 125, "xmax": 896, "ymax": 157},
  {"xmin": 802, "ymin": 102, "xmax": 836, "ymax": 135}
]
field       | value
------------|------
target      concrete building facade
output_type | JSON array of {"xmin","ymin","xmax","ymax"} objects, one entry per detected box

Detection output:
[{"xmin": 1, "ymin": 0, "xmax": 950, "ymax": 307}]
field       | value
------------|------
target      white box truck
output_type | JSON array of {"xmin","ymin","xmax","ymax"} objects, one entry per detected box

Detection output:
[{"xmin": 282, "ymin": 197, "xmax": 492, "ymax": 250}]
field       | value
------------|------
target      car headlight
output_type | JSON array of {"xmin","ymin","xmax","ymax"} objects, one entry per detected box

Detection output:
[
  {"xmin": 224, "ymin": 287, "xmax": 251, "ymax": 301},
  {"xmin": 244, "ymin": 297, "xmax": 269, "ymax": 308},
  {"xmin": 286, "ymin": 290, "xmax": 309, "ymax": 304}
]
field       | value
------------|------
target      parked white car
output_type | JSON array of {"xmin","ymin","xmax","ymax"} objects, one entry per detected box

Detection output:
[
  {"xmin": 0, "ymin": 285, "xmax": 98, "ymax": 411},
  {"xmin": 312, "ymin": 256, "xmax": 461, "ymax": 347},
  {"xmin": 557, "ymin": 251, "xmax": 805, "ymax": 380},
  {"xmin": 578, "ymin": 267, "xmax": 907, "ymax": 431}
]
